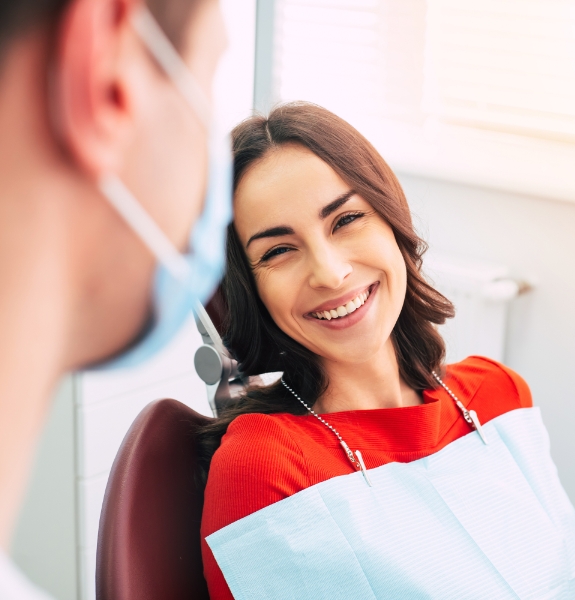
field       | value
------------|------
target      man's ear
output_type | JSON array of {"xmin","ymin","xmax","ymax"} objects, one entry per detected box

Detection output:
[{"xmin": 53, "ymin": 0, "xmax": 140, "ymax": 176}]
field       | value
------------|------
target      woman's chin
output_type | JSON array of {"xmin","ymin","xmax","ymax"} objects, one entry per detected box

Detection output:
[
  {"xmin": 315, "ymin": 333, "xmax": 388, "ymax": 367},
  {"xmin": 320, "ymin": 350, "xmax": 383, "ymax": 370}
]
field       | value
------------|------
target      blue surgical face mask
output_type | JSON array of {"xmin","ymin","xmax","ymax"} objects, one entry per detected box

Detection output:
[{"xmin": 93, "ymin": 7, "xmax": 231, "ymax": 370}]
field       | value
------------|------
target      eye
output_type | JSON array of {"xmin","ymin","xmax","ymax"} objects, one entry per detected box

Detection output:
[
  {"xmin": 260, "ymin": 246, "xmax": 293, "ymax": 263},
  {"xmin": 333, "ymin": 211, "xmax": 365, "ymax": 231}
]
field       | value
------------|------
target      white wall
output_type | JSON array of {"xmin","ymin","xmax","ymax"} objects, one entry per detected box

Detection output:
[{"xmin": 399, "ymin": 172, "xmax": 575, "ymax": 502}]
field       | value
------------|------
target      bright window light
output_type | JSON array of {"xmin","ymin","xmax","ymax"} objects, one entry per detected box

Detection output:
[{"xmin": 273, "ymin": 0, "xmax": 575, "ymax": 201}]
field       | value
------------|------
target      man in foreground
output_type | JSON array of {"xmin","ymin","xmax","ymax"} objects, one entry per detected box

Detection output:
[{"xmin": 0, "ymin": 0, "xmax": 228, "ymax": 596}]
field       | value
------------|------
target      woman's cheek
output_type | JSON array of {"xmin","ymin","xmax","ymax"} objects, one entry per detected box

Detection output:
[{"xmin": 257, "ymin": 273, "xmax": 292, "ymax": 328}]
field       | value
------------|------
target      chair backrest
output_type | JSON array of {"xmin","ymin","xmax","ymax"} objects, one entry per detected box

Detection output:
[{"xmin": 96, "ymin": 399, "xmax": 213, "ymax": 600}]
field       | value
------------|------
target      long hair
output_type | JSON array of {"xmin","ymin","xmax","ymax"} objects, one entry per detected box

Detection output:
[{"xmin": 197, "ymin": 102, "xmax": 454, "ymax": 481}]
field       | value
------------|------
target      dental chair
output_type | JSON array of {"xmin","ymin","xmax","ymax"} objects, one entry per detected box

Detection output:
[
  {"xmin": 96, "ymin": 294, "xmax": 241, "ymax": 600},
  {"xmin": 95, "ymin": 398, "xmax": 213, "ymax": 600}
]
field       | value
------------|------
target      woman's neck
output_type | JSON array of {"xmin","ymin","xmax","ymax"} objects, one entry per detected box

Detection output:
[{"xmin": 315, "ymin": 338, "xmax": 422, "ymax": 414}]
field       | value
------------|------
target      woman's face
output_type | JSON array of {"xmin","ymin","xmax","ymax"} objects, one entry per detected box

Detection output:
[{"xmin": 234, "ymin": 144, "xmax": 407, "ymax": 367}]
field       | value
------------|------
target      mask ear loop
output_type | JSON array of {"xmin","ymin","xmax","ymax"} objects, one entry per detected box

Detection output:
[
  {"xmin": 98, "ymin": 176, "xmax": 228, "ymax": 358},
  {"xmin": 129, "ymin": 6, "xmax": 226, "ymax": 353},
  {"xmin": 98, "ymin": 6, "xmax": 227, "ymax": 355},
  {"xmin": 130, "ymin": 6, "xmax": 212, "ymax": 131}
]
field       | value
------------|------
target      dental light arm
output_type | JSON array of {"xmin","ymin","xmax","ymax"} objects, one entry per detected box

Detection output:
[{"xmin": 193, "ymin": 303, "xmax": 245, "ymax": 417}]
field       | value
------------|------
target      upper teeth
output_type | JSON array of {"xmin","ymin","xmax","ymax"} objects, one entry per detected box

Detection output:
[{"xmin": 311, "ymin": 290, "xmax": 370, "ymax": 320}]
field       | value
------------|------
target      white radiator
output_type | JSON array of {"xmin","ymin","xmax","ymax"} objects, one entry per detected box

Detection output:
[{"xmin": 424, "ymin": 251, "xmax": 524, "ymax": 364}]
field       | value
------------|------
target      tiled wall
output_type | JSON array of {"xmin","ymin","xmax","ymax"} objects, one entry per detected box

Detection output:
[{"xmin": 74, "ymin": 316, "xmax": 210, "ymax": 600}]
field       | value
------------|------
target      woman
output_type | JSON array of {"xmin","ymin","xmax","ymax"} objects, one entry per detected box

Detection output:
[{"xmin": 199, "ymin": 103, "xmax": 575, "ymax": 599}]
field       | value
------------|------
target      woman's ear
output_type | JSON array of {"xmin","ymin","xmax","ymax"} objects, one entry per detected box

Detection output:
[{"xmin": 52, "ymin": 0, "xmax": 140, "ymax": 176}]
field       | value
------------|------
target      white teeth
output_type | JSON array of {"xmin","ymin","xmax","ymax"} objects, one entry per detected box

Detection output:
[{"xmin": 311, "ymin": 288, "xmax": 372, "ymax": 320}]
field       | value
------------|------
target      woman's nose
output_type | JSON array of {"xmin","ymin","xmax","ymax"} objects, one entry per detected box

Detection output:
[{"xmin": 307, "ymin": 245, "xmax": 352, "ymax": 290}]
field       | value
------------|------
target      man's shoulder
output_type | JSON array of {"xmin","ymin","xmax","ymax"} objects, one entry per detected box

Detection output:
[{"xmin": 0, "ymin": 552, "xmax": 54, "ymax": 600}]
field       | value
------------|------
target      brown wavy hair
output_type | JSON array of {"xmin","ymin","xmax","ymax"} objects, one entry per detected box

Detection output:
[{"xmin": 197, "ymin": 102, "xmax": 454, "ymax": 482}]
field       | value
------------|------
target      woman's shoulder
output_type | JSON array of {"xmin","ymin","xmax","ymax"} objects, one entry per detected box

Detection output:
[
  {"xmin": 445, "ymin": 356, "xmax": 533, "ymax": 415},
  {"xmin": 202, "ymin": 412, "xmax": 310, "ymax": 536},
  {"xmin": 209, "ymin": 412, "xmax": 309, "ymax": 481},
  {"xmin": 217, "ymin": 411, "xmax": 304, "ymax": 457}
]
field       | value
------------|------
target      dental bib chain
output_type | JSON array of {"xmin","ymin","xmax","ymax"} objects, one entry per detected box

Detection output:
[
  {"xmin": 281, "ymin": 378, "xmax": 373, "ymax": 486},
  {"xmin": 281, "ymin": 370, "xmax": 488, "ymax": 488},
  {"xmin": 431, "ymin": 371, "xmax": 489, "ymax": 445}
]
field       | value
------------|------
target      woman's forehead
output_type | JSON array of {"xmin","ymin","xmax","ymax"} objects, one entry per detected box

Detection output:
[{"xmin": 234, "ymin": 145, "xmax": 349, "ymax": 234}]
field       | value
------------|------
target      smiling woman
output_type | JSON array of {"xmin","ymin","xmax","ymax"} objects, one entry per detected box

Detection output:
[
  {"xmin": 197, "ymin": 103, "xmax": 575, "ymax": 600},
  {"xmin": 223, "ymin": 103, "xmax": 453, "ymax": 389}
]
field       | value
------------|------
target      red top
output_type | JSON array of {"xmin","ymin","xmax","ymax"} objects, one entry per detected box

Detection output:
[{"xmin": 201, "ymin": 356, "xmax": 532, "ymax": 599}]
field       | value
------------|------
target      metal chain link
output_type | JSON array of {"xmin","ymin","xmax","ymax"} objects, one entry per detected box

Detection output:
[
  {"xmin": 281, "ymin": 370, "xmax": 484, "ymax": 477},
  {"xmin": 281, "ymin": 378, "xmax": 359, "ymax": 468}
]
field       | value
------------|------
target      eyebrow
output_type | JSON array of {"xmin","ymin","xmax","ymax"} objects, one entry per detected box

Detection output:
[
  {"xmin": 319, "ymin": 190, "xmax": 355, "ymax": 219},
  {"xmin": 246, "ymin": 225, "xmax": 295, "ymax": 249},
  {"xmin": 245, "ymin": 189, "xmax": 356, "ymax": 249}
]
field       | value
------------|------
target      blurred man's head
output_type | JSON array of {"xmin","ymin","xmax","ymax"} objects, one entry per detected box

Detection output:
[
  {"xmin": 0, "ymin": 0, "xmax": 216, "ymax": 73},
  {"xmin": 0, "ymin": 0, "xmax": 226, "ymax": 371}
]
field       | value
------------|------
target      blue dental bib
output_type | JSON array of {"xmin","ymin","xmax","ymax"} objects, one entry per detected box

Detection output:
[{"xmin": 207, "ymin": 408, "xmax": 575, "ymax": 599}]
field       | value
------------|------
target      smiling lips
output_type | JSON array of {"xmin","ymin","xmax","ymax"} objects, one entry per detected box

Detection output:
[{"xmin": 310, "ymin": 288, "xmax": 371, "ymax": 321}]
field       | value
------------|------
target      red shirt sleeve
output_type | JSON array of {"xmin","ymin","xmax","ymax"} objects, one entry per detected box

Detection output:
[
  {"xmin": 201, "ymin": 413, "xmax": 309, "ymax": 600},
  {"xmin": 496, "ymin": 361, "xmax": 533, "ymax": 409},
  {"xmin": 458, "ymin": 356, "xmax": 533, "ymax": 419}
]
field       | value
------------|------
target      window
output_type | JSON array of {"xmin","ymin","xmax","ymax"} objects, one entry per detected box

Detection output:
[
  {"xmin": 425, "ymin": 0, "xmax": 575, "ymax": 141},
  {"xmin": 273, "ymin": 0, "xmax": 575, "ymax": 201}
]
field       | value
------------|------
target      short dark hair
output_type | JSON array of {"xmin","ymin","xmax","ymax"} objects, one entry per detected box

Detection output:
[{"xmin": 0, "ymin": 0, "xmax": 203, "ymax": 60}]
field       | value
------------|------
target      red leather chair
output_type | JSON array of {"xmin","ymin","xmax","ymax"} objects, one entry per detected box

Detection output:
[{"xmin": 96, "ymin": 398, "xmax": 214, "ymax": 600}]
